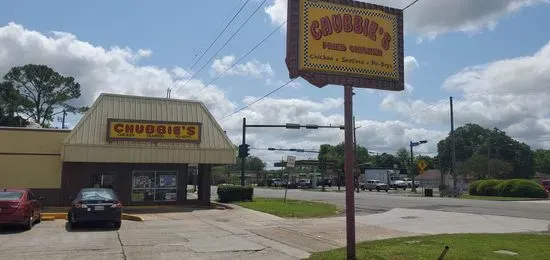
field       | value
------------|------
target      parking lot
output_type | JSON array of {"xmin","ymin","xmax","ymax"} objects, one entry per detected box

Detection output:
[{"xmin": 0, "ymin": 208, "xmax": 308, "ymax": 260}]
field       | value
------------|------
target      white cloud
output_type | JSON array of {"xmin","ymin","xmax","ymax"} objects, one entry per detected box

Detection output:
[
  {"xmin": 0, "ymin": 22, "xmax": 236, "ymax": 118},
  {"xmin": 220, "ymin": 96, "xmax": 444, "ymax": 167},
  {"xmin": 264, "ymin": 0, "xmax": 549, "ymax": 40},
  {"xmin": 211, "ymin": 55, "xmax": 274, "ymax": 78},
  {"xmin": 381, "ymin": 40, "xmax": 550, "ymax": 149},
  {"xmin": 265, "ymin": 0, "xmax": 287, "ymax": 27},
  {"xmin": 0, "ymin": 22, "xmax": 443, "ymax": 168}
]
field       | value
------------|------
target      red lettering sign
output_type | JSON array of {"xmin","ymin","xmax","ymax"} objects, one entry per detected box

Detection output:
[
  {"xmin": 114, "ymin": 124, "xmax": 124, "ymax": 133},
  {"xmin": 308, "ymin": 13, "xmax": 391, "ymax": 51},
  {"xmin": 186, "ymin": 126, "xmax": 196, "ymax": 136},
  {"xmin": 145, "ymin": 125, "xmax": 155, "ymax": 134},
  {"xmin": 124, "ymin": 124, "xmax": 134, "ymax": 133}
]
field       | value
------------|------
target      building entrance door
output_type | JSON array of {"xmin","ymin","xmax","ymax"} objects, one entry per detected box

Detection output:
[{"xmin": 92, "ymin": 173, "xmax": 118, "ymax": 191}]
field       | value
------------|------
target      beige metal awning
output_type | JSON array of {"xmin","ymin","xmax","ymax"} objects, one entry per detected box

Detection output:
[{"xmin": 62, "ymin": 93, "xmax": 236, "ymax": 165}]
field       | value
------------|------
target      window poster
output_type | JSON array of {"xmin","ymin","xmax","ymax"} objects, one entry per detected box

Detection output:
[
  {"xmin": 131, "ymin": 189, "xmax": 155, "ymax": 201},
  {"xmin": 159, "ymin": 174, "xmax": 177, "ymax": 188},
  {"xmin": 133, "ymin": 172, "xmax": 155, "ymax": 188},
  {"xmin": 155, "ymin": 189, "xmax": 177, "ymax": 201}
]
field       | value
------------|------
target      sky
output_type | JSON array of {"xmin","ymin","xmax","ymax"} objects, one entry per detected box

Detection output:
[{"xmin": 1, "ymin": 0, "xmax": 550, "ymax": 168}]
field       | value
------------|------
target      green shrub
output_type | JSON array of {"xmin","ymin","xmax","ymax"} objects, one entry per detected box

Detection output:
[
  {"xmin": 468, "ymin": 180, "xmax": 482, "ymax": 195},
  {"xmin": 217, "ymin": 185, "xmax": 254, "ymax": 203},
  {"xmin": 496, "ymin": 179, "xmax": 548, "ymax": 198},
  {"xmin": 476, "ymin": 179, "xmax": 503, "ymax": 196}
]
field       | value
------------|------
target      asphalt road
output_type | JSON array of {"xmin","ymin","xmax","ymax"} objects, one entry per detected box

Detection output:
[{"xmin": 212, "ymin": 187, "xmax": 550, "ymax": 220}]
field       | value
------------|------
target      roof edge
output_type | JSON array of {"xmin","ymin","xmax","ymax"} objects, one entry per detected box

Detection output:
[{"xmin": 0, "ymin": 127, "xmax": 71, "ymax": 133}]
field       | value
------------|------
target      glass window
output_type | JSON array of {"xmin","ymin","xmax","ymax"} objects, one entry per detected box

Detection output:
[
  {"xmin": 0, "ymin": 191, "xmax": 24, "ymax": 201},
  {"xmin": 131, "ymin": 171, "xmax": 177, "ymax": 202},
  {"xmin": 78, "ymin": 188, "xmax": 117, "ymax": 201}
]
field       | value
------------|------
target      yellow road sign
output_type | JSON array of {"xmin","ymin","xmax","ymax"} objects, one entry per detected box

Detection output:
[{"xmin": 417, "ymin": 160, "xmax": 427, "ymax": 172}]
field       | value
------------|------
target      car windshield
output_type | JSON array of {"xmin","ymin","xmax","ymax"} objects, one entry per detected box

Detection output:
[
  {"xmin": 78, "ymin": 189, "xmax": 116, "ymax": 201},
  {"xmin": 0, "ymin": 191, "xmax": 24, "ymax": 201}
]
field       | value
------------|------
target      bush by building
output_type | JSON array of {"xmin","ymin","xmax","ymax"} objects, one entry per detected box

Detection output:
[
  {"xmin": 217, "ymin": 185, "xmax": 254, "ymax": 203},
  {"xmin": 468, "ymin": 179, "xmax": 548, "ymax": 198},
  {"xmin": 495, "ymin": 179, "xmax": 548, "ymax": 198},
  {"xmin": 476, "ymin": 179, "xmax": 502, "ymax": 196}
]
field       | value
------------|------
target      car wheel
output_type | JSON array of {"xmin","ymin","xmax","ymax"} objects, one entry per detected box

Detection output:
[
  {"xmin": 113, "ymin": 221, "xmax": 121, "ymax": 230},
  {"xmin": 376, "ymin": 187, "xmax": 380, "ymax": 192},
  {"xmin": 24, "ymin": 213, "xmax": 34, "ymax": 230},
  {"xmin": 385, "ymin": 189, "xmax": 389, "ymax": 192}
]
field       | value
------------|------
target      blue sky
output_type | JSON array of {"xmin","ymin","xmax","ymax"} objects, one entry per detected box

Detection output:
[{"xmin": 1, "ymin": 0, "xmax": 550, "ymax": 163}]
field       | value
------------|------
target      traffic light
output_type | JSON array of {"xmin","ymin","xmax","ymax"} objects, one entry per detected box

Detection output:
[{"xmin": 238, "ymin": 144, "xmax": 250, "ymax": 158}]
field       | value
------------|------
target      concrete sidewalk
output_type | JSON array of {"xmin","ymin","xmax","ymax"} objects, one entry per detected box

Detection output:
[{"xmin": 129, "ymin": 204, "xmax": 550, "ymax": 257}]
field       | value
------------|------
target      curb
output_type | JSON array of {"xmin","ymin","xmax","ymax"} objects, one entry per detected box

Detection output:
[
  {"xmin": 40, "ymin": 213, "xmax": 144, "ymax": 222},
  {"xmin": 211, "ymin": 201, "xmax": 234, "ymax": 209},
  {"xmin": 41, "ymin": 213, "xmax": 67, "ymax": 220},
  {"xmin": 122, "ymin": 213, "xmax": 144, "ymax": 222}
]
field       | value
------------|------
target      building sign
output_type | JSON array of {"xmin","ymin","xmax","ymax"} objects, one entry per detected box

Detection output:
[
  {"xmin": 107, "ymin": 119, "xmax": 201, "ymax": 143},
  {"xmin": 286, "ymin": 0, "xmax": 404, "ymax": 90}
]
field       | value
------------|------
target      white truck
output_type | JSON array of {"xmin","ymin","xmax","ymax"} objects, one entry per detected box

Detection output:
[{"xmin": 363, "ymin": 169, "xmax": 408, "ymax": 190}]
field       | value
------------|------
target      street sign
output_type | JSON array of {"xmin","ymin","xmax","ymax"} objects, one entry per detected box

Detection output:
[
  {"xmin": 417, "ymin": 160, "xmax": 427, "ymax": 173},
  {"xmin": 287, "ymin": 156, "xmax": 296, "ymax": 168}
]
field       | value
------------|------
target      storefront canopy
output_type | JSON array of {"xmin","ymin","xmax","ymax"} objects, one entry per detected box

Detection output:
[{"xmin": 62, "ymin": 93, "xmax": 236, "ymax": 165}]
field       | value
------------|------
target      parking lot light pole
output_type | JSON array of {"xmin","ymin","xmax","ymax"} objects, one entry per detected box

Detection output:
[{"xmin": 409, "ymin": 140, "xmax": 427, "ymax": 192}]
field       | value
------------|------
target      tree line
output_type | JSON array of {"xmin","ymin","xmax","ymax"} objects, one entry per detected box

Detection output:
[{"xmin": 318, "ymin": 123, "xmax": 550, "ymax": 180}]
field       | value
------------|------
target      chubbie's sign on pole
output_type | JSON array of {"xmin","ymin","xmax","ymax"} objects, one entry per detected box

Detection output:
[
  {"xmin": 106, "ymin": 119, "xmax": 202, "ymax": 143},
  {"xmin": 285, "ymin": 1, "xmax": 404, "ymax": 259},
  {"xmin": 286, "ymin": 0, "xmax": 404, "ymax": 91}
]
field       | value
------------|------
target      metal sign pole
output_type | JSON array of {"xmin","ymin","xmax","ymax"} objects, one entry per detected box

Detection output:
[{"xmin": 344, "ymin": 85, "xmax": 356, "ymax": 259}]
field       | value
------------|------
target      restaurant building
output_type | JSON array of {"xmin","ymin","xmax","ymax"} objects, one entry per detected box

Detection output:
[{"xmin": 0, "ymin": 93, "xmax": 236, "ymax": 206}]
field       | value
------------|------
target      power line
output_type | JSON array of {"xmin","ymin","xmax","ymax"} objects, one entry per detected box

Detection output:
[
  {"xmin": 196, "ymin": 21, "xmax": 287, "ymax": 94},
  {"xmin": 403, "ymin": 0, "xmax": 421, "ymax": 10},
  {"xmin": 175, "ymin": 0, "xmax": 268, "ymax": 94},
  {"xmin": 216, "ymin": 0, "xmax": 421, "ymax": 122},
  {"xmin": 219, "ymin": 79, "xmax": 297, "ymax": 121},
  {"xmin": 185, "ymin": 0, "xmax": 251, "ymax": 77}
]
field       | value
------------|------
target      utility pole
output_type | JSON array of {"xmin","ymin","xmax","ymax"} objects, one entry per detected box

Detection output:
[
  {"xmin": 450, "ymin": 96, "xmax": 457, "ymax": 192},
  {"xmin": 61, "ymin": 110, "xmax": 67, "ymax": 129},
  {"xmin": 241, "ymin": 117, "xmax": 246, "ymax": 186},
  {"xmin": 353, "ymin": 116, "xmax": 358, "ymax": 192},
  {"xmin": 409, "ymin": 141, "xmax": 415, "ymax": 192}
]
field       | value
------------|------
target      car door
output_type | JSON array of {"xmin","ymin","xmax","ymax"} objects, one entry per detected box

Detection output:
[
  {"xmin": 26, "ymin": 192, "xmax": 39, "ymax": 219},
  {"xmin": 31, "ymin": 191, "xmax": 41, "ymax": 217}
]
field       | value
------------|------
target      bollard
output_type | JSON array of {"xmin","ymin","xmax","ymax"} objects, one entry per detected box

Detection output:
[{"xmin": 438, "ymin": 246, "xmax": 450, "ymax": 260}]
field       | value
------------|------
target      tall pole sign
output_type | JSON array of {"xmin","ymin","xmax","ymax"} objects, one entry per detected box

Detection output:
[{"xmin": 286, "ymin": 1, "xmax": 404, "ymax": 259}]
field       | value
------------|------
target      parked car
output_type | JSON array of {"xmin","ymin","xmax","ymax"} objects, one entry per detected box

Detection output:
[
  {"xmin": 67, "ymin": 188, "xmax": 122, "ymax": 229},
  {"xmin": 297, "ymin": 179, "xmax": 312, "ymax": 188},
  {"xmin": 403, "ymin": 178, "xmax": 420, "ymax": 188},
  {"xmin": 361, "ymin": 180, "xmax": 389, "ymax": 192},
  {"xmin": 271, "ymin": 179, "xmax": 284, "ymax": 187},
  {"xmin": 0, "ymin": 188, "xmax": 43, "ymax": 230},
  {"xmin": 316, "ymin": 178, "xmax": 332, "ymax": 187}
]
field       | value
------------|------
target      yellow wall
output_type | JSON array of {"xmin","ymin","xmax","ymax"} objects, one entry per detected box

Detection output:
[
  {"xmin": 0, "ymin": 155, "xmax": 63, "ymax": 188},
  {"xmin": 0, "ymin": 128, "xmax": 68, "ymax": 154},
  {"xmin": 0, "ymin": 128, "xmax": 68, "ymax": 188}
]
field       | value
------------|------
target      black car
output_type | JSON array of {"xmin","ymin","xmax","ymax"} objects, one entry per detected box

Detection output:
[{"xmin": 67, "ymin": 188, "xmax": 122, "ymax": 229}]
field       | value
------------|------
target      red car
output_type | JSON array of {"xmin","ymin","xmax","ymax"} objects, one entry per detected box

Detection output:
[{"xmin": 0, "ymin": 189, "xmax": 43, "ymax": 230}]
